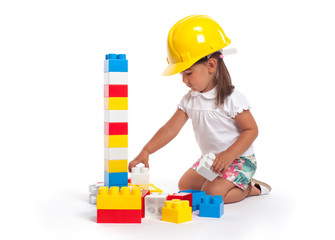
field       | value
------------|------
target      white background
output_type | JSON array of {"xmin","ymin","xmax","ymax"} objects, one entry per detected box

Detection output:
[{"xmin": 1, "ymin": 0, "xmax": 334, "ymax": 239}]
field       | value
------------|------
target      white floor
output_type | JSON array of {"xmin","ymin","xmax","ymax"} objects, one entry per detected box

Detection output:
[{"xmin": 4, "ymin": 178, "xmax": 328, "ymax": 240}]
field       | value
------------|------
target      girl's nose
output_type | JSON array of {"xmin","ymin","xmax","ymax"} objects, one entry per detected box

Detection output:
[{"xmin": 182, "ymin": 75, "xmax": 189, "ymax": 84}]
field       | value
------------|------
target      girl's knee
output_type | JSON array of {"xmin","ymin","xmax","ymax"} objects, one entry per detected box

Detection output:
[
  {"xmin": 178, "ymin": 178, "xmax": 188, "ymax": 191},
  {"xmin": 178, "ymin": 169, "xmax": 206, "ymax": 191},
  {"xmin": 201, "ymin": 178, "xmax": 235, "ymax": 197}
]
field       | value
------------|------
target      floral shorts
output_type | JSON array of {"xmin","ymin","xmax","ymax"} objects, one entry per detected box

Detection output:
[{"xmin": 191, "ymin": 155, "xmax": 257, "ymax": 191}]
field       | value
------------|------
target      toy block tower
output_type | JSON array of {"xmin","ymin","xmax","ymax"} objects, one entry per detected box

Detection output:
[{"xmin": 104, "ymin": 53, "xmax": 128, "ymax": 188}]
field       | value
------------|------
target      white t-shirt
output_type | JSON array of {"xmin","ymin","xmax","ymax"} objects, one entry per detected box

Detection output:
[{"xmin": 178, "ymin": 87, "xmax": 254, "ymax": 157}]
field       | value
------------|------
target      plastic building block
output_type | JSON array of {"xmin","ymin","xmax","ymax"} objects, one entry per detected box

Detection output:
[
  {"xmin": 104, "ymin": 72, "xmax": 128, "ymax": 85},
  {"xmin": 89, "ymin": 182, "xmax": 105, "ymax": 195},
  {"xmin": 104, "ymin": 53, "xmax": 128, "ymax": 72},
  {"xmin": 167, "ymin": 193, "xmax": 192, "ymax": 207},
  {"xmin": 179, "ymin": 189, "xmax": 206, "ymax": 211},
  {"xmin": 129, "ymin": 183, "xmax": 163, "ymax": 194},
  {"xmin": 104, "ymin": 122, "xmax": 128, "ymax": 135},
  {"xmin": 90, "ymin": 194, "xmax": 97, "ymax": 204},
  {"xmin": 89, "ymin": 182, "xmax": 104, "ymax": 204},
  {"xmin": 161, "ymin": 199, "xmax": 192, "ymax": 224},
  {"xmin": 199, "ymin": 195, "xmax": 224, "ymax": 218},
  {"xmin": 97, "ymin": 186, "xmax": 141, "ymax": 210},
  {"xmin": 104, "ymin": 159, "xmax": 128, "ymax": 173},
  {"xmin": 138, "ymin": 183, "xmax": 163, "ymax": 194},
  {"xmin": 196, "ymin": 153, "xmax": 218, "ymax": 181},
  {"xmin": 104, "ymin": 171, "xmax": 128, "ymax": 187},
  {"xmin": 97, "ymin": 209, "xmax": 141, "ymax": 223},
  {"xmin": 104, "ymin": 110, "xmax": 128, "ymax": 123},
  {"xmin": 104, "ymin": 147, "xmax": 128, "ymax": 160},
  {"xmin": 145, "ymin": 193, "xmax": 168, "ymax": 216},
  {"xmin": 148, "ymin": 184, "xmax": 163, "ymax": 194},
  {"xmin": 131, "ymin": 166, "xmax": 150, "ymax": 185},
  {"xmin": 141, "ymin": 190, "xmax": 150, "ymax": 218},
  {"xmin": 104, "ymin": 84, "xmax": 128, "ymax": 98},
  {"xmin": 104, "ymin": 97, "xmax": 128, "ymax": 110},
  {"xmin": 104, "ymin": 135, "xmax": 128, "ymax": 148}
]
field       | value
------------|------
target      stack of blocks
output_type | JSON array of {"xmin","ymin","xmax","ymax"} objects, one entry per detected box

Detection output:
[
  {"xmin": 104, "ymin": 53, "xmax": 128, "ymax": 188},
  {"xmin": 97, "ymin": 53, "xmax": 225, "ymax": 224},
  {"xmin": 97, "ymin": 186, "xmax": 142, "ymax": 223}
]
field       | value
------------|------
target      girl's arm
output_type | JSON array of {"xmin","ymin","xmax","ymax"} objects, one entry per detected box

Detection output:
[
  {"xmin": 128, "ymin": 109, "xmax": 189, "ymax": 171},
  {"xmin": 211, "ymin": 110, "xmax": 258, "ymax": 173}
]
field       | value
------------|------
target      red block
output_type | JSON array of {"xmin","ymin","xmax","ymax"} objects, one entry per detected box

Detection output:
[
  {"xmin": 166, "ymin": 193, "xmax": 193, "ymax": 207},
  {"xmin": 104, "ymin": 84, "xmax": 128, "ymax": 97},
  {"xmin": 141, "ymin": 190, "xmax": 150, "ymax": 218},
  {"xmin": 104, "ymin": 122, "xmax": 128, "ymax": 135},
  {"xmin": 97, "ymin": 209, "xmax": 141, "ymax": 223}
]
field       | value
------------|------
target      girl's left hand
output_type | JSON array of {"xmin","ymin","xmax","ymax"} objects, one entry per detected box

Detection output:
[{"xmin": 211, "ymin": 151, "xmax": 235, "ymax": 174}]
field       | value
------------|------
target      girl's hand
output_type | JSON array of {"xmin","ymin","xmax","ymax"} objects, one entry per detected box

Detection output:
[
  {"xmin": 211, "ymin": 151, "xmax": 235, "ymax": 174},
  {"xmin": 128, "ymin": 149, "xmax": 150, "ymax": 172}
]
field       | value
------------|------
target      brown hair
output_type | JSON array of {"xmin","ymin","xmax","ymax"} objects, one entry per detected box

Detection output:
[{"xmin": 195, "ymin": 52, "xmax": 234, "ymax": 106}]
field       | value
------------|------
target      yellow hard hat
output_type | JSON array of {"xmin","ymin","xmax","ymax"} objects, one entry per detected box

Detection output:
[{"xmin": 162, "ymin": 15, "xmax": 231, "ymax": 76}]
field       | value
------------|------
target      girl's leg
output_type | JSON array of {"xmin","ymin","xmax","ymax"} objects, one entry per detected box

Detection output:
[
  {"xmin": 223, "ymin": 185, "xmax": 260, "ymax": 203},
  {"xmin": 201, "ymin": 177, "xmax": 237, "ymax": 200},
  {"xmin": 201, "ymin": 178, "xmax": 261, "ymax": 204},
  {"xmin": 178, "ymin": 168, "xmax": 207, "ymax": 191}
]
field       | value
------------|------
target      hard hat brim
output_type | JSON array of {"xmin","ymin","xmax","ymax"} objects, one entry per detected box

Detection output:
[{"xmin": 162, "ymin": 59, "xmax": 199, "ymax": 76}]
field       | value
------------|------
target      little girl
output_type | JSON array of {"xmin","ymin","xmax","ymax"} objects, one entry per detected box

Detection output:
[{"xmin": 128, "ymin": 15, "xmax": 271, "ymax": 203}]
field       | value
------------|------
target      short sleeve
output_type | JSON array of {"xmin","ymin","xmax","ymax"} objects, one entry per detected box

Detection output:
[
  {"xmin": 224, "ymin": 90, "xmax": 251, "ymax": 118},
  {"xmin": 177, "ymin": 91, "xmax": 191, "ymax": 113}
]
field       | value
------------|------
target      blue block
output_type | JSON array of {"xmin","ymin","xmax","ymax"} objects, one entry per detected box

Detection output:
[
  {"xmin": 199, "ymin": 195, "xmax": 224, "ymax": 218},
  {"xmin": 179, "ymin": 189, "xmax": 206, "ymax": 211},
  {"xmin": 104, "ymin": 53, "xmax": 128, "ymax": 72},
  {"xmin": 104, "ymin": 171, "xmax": 128, "ymax": 187}
]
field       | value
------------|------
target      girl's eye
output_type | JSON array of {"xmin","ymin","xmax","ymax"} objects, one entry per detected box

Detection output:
[{"xmin": 185, "ymin": 72, "xmax": 192, "ymax": 76}]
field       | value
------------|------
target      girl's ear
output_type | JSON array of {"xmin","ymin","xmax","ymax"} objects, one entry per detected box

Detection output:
[{"xmin": 207, "ymin": 58, "xmax": 217, "ymax": 74}]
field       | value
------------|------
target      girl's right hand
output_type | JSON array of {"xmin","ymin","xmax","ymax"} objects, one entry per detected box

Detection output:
[{"xmin": 128, "ymin": 149, "xmax": 150, "ymax": 172}]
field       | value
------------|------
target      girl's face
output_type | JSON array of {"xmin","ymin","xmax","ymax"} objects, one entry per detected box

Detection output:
[{"xmin": 181, "ymin": 58, "xmax": 217, "ymax": 93}]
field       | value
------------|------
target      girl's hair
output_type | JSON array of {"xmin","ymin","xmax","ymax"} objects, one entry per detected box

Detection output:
[{"xmin": 195, "ymin": 51, "xmax": 234, "ymax": 106}]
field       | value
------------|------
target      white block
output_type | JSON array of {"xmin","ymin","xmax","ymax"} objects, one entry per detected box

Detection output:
[
  {"xmin": 145, "ymin": 194, "xmax": 168, "ymax": 216},
  {"xmin": 104, "ymin": 147, "xmax": 128, "ymax": 160},
  {"xmin": 196, "ymin": 153, "xmax": 218, "ymax": 182},
  {"xmin": 88, "ymin": 182, "xmax": 104, "ymax": 205},
  {"xmin": 89, "ymin": 194, "xmax": 97, "ymax": 204},
  {"xmin": 104, "ymin": 72, "xmax": 128, "ymax": 84},
  {"xmin": 89, "ymin": 182, "xmax": 104, "ymax": 194},
  {"xmin": 131, "ymin": 166, "xmax": 150, "ymax": 185},
  {"xmin": 104, "ymin": 110, "xmax": 128, "ymax": 123}
]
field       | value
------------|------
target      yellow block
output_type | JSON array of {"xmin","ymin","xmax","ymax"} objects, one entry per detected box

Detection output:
[
  {"xmin": 97, "ymin": 186, "xmax": 141, "ymax": 210},
  {"xmin": 162, "ymin": 199, "xmax": 192, "ymax": 224},
  {"xmin": 104, "ymin": 135, "xmax": 128, "ymax": 148},
  {"xmin": 104, "ymin": 159, "xmax": 128, "ymax": 173},
  {"xmin": 128, "ymin": 183, "xmax": 163, "ymax": 194},
  {"xmin": 104, "ymin": 97, "xmax": 128, "ymax": 110}
]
